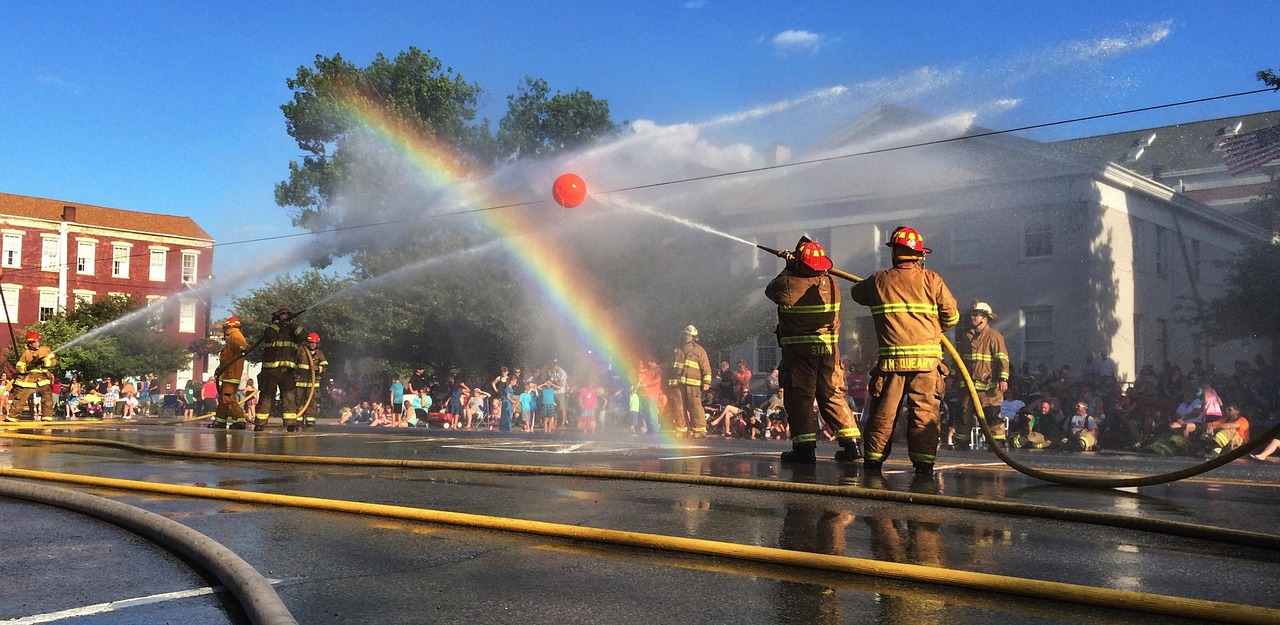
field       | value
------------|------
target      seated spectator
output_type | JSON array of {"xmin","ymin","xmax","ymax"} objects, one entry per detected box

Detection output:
[
  {"xmin": 1010, "ymin": 399, "xmax": 1056, "ymax": 449},
  {"xmin": 1250, "ymin": 437, "xmax": 1280, "ymax": 462},
  {"xmin": 1203, "ymin": 403, "xmax": 1249, "ymax": 457},
  {"xmin": 1062, "ymin": 400, "xmax": 1099, "ymax": 451}
]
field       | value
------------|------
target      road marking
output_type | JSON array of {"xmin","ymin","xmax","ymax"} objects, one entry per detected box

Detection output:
[{"xmin": 3, "ymin": 587, "xmax": 217, "ymax": 624}]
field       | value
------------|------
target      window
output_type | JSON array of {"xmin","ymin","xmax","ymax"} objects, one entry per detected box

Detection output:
[
  {"xmin": 112, "ymin": 244, "xmax": 130, "ymax": 278},
  {"xmin": 38, "ymin": 289, "xmax": 58, "ymax": 322},
  {"xmin": 77, "ymin": 241, "xmax": 95, "ymax": 274},
  {"xmin": 1134, "ymin": 314, "xmax": 1145, "ymax": 368},
  {"xmin": 2, "ymin": 233, "xmax": 22, "ymax": 268},
  {"xmin": 1024, "ymin": 213, "xmax": 1053, "ymax": 258},
  {"xmin": 181, "ymin": 252, "xmax": 199, "ymax": 284},
  {"xmin": 755, "ymin": 343, "xmax": 778, "ymax": 376},
  {"xmin": 1155, "ymin": 226, "xmax": 1169, "ymax": 278},
  {"xmin": 41, "ymin": 236, "xmax": 60, "ymax": 272},
  {"xmin": 951, "ymin": 221, "xmax": 984, "ymax": 266},
  {"xmin": 1022, "ymin": 307, "xmax": 1054, "ymax": 368},
  {"xmin": 73, "ymin": 290, "xmax": 94, "ymax": 306},
  {"xmin": 179, "ymin": 299, "xmax": 196, "ymax": 333},
  {"xmin": 0, "ymin": 285, "xmax": 18, "ymax": 324},
  {"xmin": 1131, "ymin": 219, "xmax": 1146, "ymax": 273},
  {"xmin": 149, "ymin": 248, "xmax": 167, "ymax": 282}
]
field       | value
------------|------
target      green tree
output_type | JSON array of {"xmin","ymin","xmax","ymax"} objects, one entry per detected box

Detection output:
[
  {"xmin": 497, "ymin": 76, "xmax": 621, "ymax": 159},
  {"xmin": 32, "ymin": 295, "xmax": 190, "ymax": 381},
  {"xmin": 1259, "ymin": 68, "xmax": 1280, "ymax": 90},
  {"xmin": 228, "ymin": 270, "xmax": 356, "ymax": 368},
  {"xmin": 274, "ymin": 49, "xmax": 624, "ymax": 374}
]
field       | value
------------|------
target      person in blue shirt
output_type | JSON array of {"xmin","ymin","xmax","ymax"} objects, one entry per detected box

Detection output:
[{"xmin": 388, "ymin": 375, "xmax": 406, "ymax": 427}]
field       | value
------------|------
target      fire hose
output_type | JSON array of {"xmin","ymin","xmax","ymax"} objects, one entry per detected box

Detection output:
[{"xmin": 757, "ymin": 244, "xmax": 1280, "ymax": 488}]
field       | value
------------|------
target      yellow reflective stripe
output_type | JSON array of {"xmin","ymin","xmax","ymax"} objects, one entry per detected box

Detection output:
[
  {"xmin": 262, "ymin": 360, "xmax": 296, "ymax": 369},
  {"xmin": 835, "ymin": 427, "xmax": 861, "ymax": 438},
  {"xmin": 778, "ymin": 302, "xmax": 840, "ymax": 314},
  {"xmin": 678, "ymin": 376, "xmax": 702, "ymax": 386},
  {"xmin": 870, "ymin": 303, "xmax": 939, "ymax": 315},
  {"xmin": 909, "ymin": 452, "xmax": 936, "ymax": 463},
  {"xmin": 266, "ymin": 341, "xmax": 295, "ymax": 348},
  {"xmin": 971, "ymin": 380, "xmax": 997, "ymax": 391},
  {"xmin": 941, "ymin": 312, "xmax": 960, "ymax": 325},
  {"xmin": 779, "ymin": 334, "xmax": 839, "ymax": 345},
  {"xmin": 879, "ymin": 344, "xmax": 943, "ymax": 356},
  {"xmin": 218, "ymin": 377, "xmax": 241, "ymax": 385},
  {"xmin": 793, "ymin": 432, "xmax": 818, "ymax": 444},
  {"xmin": 682, "ymin": 359, "xmax": 700, "ymax": 368}
]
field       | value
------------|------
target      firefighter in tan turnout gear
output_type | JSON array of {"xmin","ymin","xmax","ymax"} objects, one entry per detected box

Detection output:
[
  {"xmin": 849, "ymin": 227, "xmax": 959, "ymax": 476},
  {"xmin": 952, "ymin": 301, "xmax": 1009, "ymax": 449},
  {"xmin": 295, "ymin": 332, "xmax": 328, "ymax": 427},
  {"xmin": 766, "ymin": 237, "xmax": 862, "ymax": 464},
  {"xmin": 667, "ymin": 325, "xmax": 712, "ymax": 437},
  {"xmin": 255, "ymin": 305, "xmax": 306, "ymax": 431},
  {"xmin": 11, "ymin": 331, "xmax": 55, "ymax": 421},
  {"xmin": 211, "ymin": 316, "xmax": 250, "ymax": 429}
]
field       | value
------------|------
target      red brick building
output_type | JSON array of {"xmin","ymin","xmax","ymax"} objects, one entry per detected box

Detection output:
[{"xmin": 0, "ymin": 192, "xmax": 214, "ymax": 382}]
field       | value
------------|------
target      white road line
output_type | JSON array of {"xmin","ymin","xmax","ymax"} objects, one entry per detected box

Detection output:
[{"xmin": 3, "ymin": 587, "xmax": 216, "ymax": 624}]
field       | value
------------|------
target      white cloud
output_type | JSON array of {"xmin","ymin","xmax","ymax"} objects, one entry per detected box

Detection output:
[
  {"xmin": 771, "ymin": 29, "xmax": 825, "ymax": 56},
  {"xmin": 682, "ymin": 0, "xmax": 708, "ymax": 8}
]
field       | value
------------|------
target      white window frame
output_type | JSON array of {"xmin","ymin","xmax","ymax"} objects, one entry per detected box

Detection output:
[
  {"xmin": 181, "ymin": 251, "xmax": 199, "ymax": 285},
  {"xmin": 112, "ymin": 244, "xmax": 131, "ymax": 278},
  {"xmin": 37, "ymin": 288, "xmax": 59, "ymax": 322},
  {"xmin": 1023, "ymin": 213, "xmax": 1053, "ymax": 258},
  {"xmin": 72, "ymin": 290, "xmax": 94, "ymax": 307},
  {"xmin": 41, "ymin": 236, "xmax": 60, "ymax": 272},
  {"xmin": 0, "ymin": 284, "xmax": 19, "ymax": 324},
  {"xmin": 2, "ymin": 232, "xmax": 23, "ymax": 269},
  {"xmin": 951, "ymin": 220, "xmax": 984, "ymax": 266},
  {"xmin": 1021, "ymin": 306, "xmax": 1054, "ymax": 369},
  {"xmin": 179, "ymin": 299, "xmax": 197, "ymax": 333},
  {"xmin": 149, "ymin": 247, "xmax": 168, "ymax": 282},
  {"xmin": 76, "ymin": 240, "xmax": 96, "ymax": 275}
]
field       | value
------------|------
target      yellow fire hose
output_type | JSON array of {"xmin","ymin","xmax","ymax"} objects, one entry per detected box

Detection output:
[
  {"xmin": 820, "ymin": 265, "xmax": 1280, "ymax": 488},
  {"xmin": 0, "ymin": 465, "xmax": 1275, "ymax": 625},
  {"xmin": 2, "ymin": 431, "xmax": 1277, "ymax": 551}
]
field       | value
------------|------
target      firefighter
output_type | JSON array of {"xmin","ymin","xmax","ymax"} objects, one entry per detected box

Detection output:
[
  {"xmin": 255, "ymin": 305, "xmax": 306, "ymax": 431},
  {"xmin": 849, "ymin": 227, "xmax": 959, "ymax": 476},
  {"xmin": 951, "ymin": 300, "xmax": 1009, "ymax": 450},
  {"xmin": 295, "ymin": 332, "xmax": 328, "ymax": 427},
  {"xmin": 766, "ymin": 237, "xmax": 862, "ymax": 464},
  {"xmin": 211, "ymin": 316, "xmax": 250, "ymax": 429},
  {"xmin": 667, "ymin": 325, "xmax": 712, "ymax": 437},
  {"xmin": 11, "ymin": 331, "xmax": 56, "ymax": 421}
]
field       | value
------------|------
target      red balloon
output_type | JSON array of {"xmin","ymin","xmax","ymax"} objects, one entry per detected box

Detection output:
[{"xmin": 552, "ymin": 173, "xmax": 587, "ymax": 208}]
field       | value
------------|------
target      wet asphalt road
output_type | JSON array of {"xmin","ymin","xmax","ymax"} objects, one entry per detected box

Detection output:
[{"xmin": 0, "ymin": 419, "xmax": 1277, "ymax": 625}]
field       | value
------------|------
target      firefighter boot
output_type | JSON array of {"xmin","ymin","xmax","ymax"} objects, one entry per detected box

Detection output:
[
  {"xmin": 780, "ymin": 444, "xmax": 817, "ymax": 465},
  {"xmin": 834, "ymin": 439, "xmax": 861, "ymax": 462},
  {"xmin": 913, "ymin": 462, "xmax": 934, "ymax": 477}
]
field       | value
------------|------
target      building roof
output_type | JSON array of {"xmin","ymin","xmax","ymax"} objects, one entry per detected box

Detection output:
[
  {"xmin": 0, "ymin": 192, "xmax": 212, "ymax": 241},
  {"xmin": 1052, "ymin": 109, "xmax": 1280, "ymax": 176}
]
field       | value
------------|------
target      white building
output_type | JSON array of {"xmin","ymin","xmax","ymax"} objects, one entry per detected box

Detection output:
[{"xmin": 717, "ymin": 105, "xmax": 1269, "ymax": 386}]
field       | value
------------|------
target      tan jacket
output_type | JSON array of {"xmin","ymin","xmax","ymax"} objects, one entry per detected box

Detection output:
[
  {"xmin": 669, "ymin": 342, "xmax": 712, "ymax": 387},
  {"xmin": 218, "ymin": 327, "xmax": 248, "ymax": 384},
  {"xmin": 849, "ymin": 262, "xmax": 959, "ymax": 372},
  {"xmin": 766, "ymin": 268, "xmax": 841, "ymax": 357},
  {"xmin": 958, "ymin": 325, "xmax": 1009, "ymax": 406}
]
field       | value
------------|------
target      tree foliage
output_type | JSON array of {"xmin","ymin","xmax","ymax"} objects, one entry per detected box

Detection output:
[
  {"xmin": 26, "ymin": 295, "xmax": 191, "ymax": 381},
  {"xmin": 272, "ymin": 48, "xmax": 625, "ymax": 376},
  {"xmin": 497, "ymin": 76, "xmax": 621, "ymax": 159}
]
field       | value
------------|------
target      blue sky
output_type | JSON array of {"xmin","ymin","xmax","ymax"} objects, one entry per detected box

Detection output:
[{"xmin": 1, "ymin": 1, "xmax": 1277, "ymax": 303}]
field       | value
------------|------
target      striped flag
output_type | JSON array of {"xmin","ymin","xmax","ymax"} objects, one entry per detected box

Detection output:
[{"xmin": 1219, "ymin": 124, "xmax": 1280, "ymax": 176}]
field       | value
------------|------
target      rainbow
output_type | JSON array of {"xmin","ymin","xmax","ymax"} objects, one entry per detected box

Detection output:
[{"xmin": 333, "ymin": 88, "xmax": 694, "ymax": 443}]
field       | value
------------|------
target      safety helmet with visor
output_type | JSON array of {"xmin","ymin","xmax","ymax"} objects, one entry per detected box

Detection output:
[{"xmin": 886, "ymin": 226, "xmax": 931, "ymax": 254}]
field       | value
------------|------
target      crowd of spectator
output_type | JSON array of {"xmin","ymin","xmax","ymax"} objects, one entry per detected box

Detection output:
[{"xmin": 288, "ymin": 350, "xmax": 1280, "ymax": 464}]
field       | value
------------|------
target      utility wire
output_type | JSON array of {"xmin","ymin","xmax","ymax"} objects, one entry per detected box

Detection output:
[{"xmin": 8, "ymin": 86, "xmax": 1274, "ymax": 279}]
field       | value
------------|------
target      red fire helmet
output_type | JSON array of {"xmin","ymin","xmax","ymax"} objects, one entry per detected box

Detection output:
[
  {"xmin": 225, "ymin": 316, "xmax": 241, "ymax": 328},
  {"xmin": 886, "ymin": 226, "xmax": 931, "ymax": 254},
  {"xmin": 796, "ymin": 239, "xmax": 833, "ymax": 272},
  {"xmin": 24, "ymin": 331, "xmax": 40, "ymax": 342},
  {"xmin": 307, "ymin": 332, "xmax": 320, "ymax": 343}
]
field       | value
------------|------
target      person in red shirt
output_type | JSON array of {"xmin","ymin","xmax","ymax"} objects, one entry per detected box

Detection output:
[
  {"xmin": 578, "ymin": 382, "xmax": 599, "ymax": 434},
  {"xmin": 201, "ymin": 376, "xmax": 218, "ymax": 416}
]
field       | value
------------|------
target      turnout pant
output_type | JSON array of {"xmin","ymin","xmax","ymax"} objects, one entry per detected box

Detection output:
[
  {"xmin": 864, "ymin": 365, "xmax": 945, "ymax": 467},
  {"xmin": 669, "ymin": 384, "xmax": 706, "ymax": 434},
  {"xmin": 11, "ymin": 380, "xmax": 54, "ymax": 421},
  {"xmin": 256, "ymin": 367, "xmax": 298, "ymax": 427},
  {"xmin": 780, "ymin": 354, "xmax": 861, "ymax": 447},
  {"xmin": 214, "ymin": 381, "xmax": 247, "ymax": 427}
]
